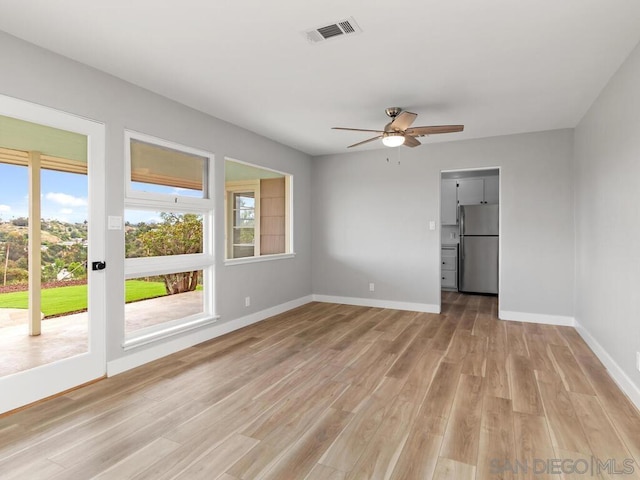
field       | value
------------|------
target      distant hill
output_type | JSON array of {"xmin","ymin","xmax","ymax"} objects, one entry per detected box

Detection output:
[
  {"xmin": 0, "ymin": 223, "xmax": 61, "ymax": 244},
  {"xmin": 0, "ymin": 218, "xmax": 87, "ymax": 244},
  {"xmin": 1, "ymin": 218, "xmax": 88, "ymax": 285}
]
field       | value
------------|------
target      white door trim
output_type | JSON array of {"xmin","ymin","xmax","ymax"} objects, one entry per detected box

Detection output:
[{"xmin": 0, "ymin": 94, "xmax": 106, "ymax": 414}]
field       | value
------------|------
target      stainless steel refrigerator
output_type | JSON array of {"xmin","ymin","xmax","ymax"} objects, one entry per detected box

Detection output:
[{"xmin": 459, "ymin": 204, "xmax": 499, "ymax": 295}]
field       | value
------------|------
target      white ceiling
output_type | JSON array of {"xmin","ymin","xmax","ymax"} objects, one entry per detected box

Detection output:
[{"xmin": 1, "ymin": 1, "xmax": 639, "ymax": 156}]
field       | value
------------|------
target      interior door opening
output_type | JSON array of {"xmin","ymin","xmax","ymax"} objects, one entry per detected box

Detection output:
[{"xmin": 439, "ymin": 167, "xmax": 501, "ymax": 311}]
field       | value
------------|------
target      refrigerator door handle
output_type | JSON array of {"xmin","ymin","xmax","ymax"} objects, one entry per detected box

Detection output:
[
  {"xmin": 459, "ymin": 206, "xmax": 465, "ymax": 261},
  {"xmin": 459, "ymin": 235, "xmax": 464, "ymax": 290}
]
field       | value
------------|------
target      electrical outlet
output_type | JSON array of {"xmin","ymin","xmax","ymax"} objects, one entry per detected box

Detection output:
[
  {"xmin": 369, "ymin": 283, "xmax": 375, "ymax": 292},
  {"xmin": 245, "ymin": 296, "xmax": 251, "ymax": 307}
]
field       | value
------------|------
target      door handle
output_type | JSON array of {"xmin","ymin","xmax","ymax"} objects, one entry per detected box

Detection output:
[{"xmin": 92, "ymin": 261, "xmax": 106, "ymax": 271}]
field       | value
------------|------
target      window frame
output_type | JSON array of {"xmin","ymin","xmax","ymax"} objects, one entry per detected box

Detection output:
[
  {"xmin": 125, "ymin": 130, "xmax": 213, "ymax": 208},
  {"xmin": 123, "ymin": 131, "xmax": 216, "ymax": 349},
  {"xmin": 223, "ymin": 157, "xmax": 294, "ymax": 266}
]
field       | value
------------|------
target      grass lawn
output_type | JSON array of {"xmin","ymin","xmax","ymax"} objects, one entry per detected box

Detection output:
[{"xmin": 0, "ymin": 280, "xmax": 169, "ymax": 317}]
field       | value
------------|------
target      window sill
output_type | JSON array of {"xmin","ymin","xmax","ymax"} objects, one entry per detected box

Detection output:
[
  {"xmin": 122, "ymin": 315, "xmax": 220, "ymax": 351},
  {"xmin": 224, "ymin": 252, "xmax": 296, "ymax": 266}
]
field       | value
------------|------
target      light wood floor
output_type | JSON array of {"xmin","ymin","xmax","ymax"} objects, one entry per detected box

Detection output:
[{"xmin": 2, "ymin": 293, "xmax": 640, "ymax": 479}]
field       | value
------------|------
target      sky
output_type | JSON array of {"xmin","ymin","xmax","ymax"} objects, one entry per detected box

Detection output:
[
  {"xmin": 0, "ymin": 163, "xmax": 203, "ymax": 225},
  {"xmin": 0, "ymin": 163, "xmax": 88, "ymax": 223}
]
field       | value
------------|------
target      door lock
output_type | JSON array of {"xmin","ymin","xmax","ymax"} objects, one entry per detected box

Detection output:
[{"xmin": 92, "ymin": 261, "xmax": 106, "ymax": 271}]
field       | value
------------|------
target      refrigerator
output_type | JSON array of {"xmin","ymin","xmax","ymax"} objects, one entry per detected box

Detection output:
[{"xmin": 459, "ymin": 204, "xmax": 499, "ymax": 295}]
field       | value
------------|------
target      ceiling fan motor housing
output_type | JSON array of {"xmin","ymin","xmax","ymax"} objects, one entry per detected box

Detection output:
[{"xmin": 385, "ymin": 107, "xmax": 402, "ymax": 119}]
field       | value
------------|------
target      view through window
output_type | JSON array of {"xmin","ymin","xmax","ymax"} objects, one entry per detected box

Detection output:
[
  {"xmin": 225, "ymin": 159, "xmax": 292, "ymax": 261},
  {"xmin": 124, "ymin": 131, "xmax": 214, "ymax": 344}
]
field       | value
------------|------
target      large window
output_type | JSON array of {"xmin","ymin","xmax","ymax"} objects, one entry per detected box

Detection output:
[
  {"xmin": 224, "ymin": 159, "xmax": 293, "ymax": 263},
  {"xmin": 124, "ymin": 131, "xmax": 215, "ymax": 348}
]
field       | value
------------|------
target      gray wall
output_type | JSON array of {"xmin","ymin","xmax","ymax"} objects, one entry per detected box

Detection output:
[
  {"xmin": 574, "ymin": 40, "xmax": 640, "ymax": 389},
  {"xmin": 0, "ymin": 32, "xmax": 312, "ymax": 362},
  {"xmin": 312, "ymin": 129, "xmax": 575, "ymax": 318}
]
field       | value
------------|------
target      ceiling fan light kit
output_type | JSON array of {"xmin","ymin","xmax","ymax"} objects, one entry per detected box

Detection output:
[
  {"xmin": 382, "ymin": 132, "xmax": 405, "ymax": 147},
  {"xmin": 332, "ymin": 107, "xmax": 464, "ymax": 149}
]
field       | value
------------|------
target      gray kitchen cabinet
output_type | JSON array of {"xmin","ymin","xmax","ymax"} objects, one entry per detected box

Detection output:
[
  {"xmin": 441, "ymin": 245, "xmax": 458, "ymax": 290},
  {"xmin": 441, "ymin": 179, "xmax": 458, "ymax": 225},
  {"xmin": 483, "ymin": 175, "xmax": 500, "ymax": 204},
  {"xmin": 458, "ymin": 176, "xmax": 499, "ymax": 205},
  {"xmin": 440, "ymin": 174, "xmax": 500, "ymax": 226},
  {"xmin": 456, "ymin": 178, "xmax": 485, "ymax": 205}
]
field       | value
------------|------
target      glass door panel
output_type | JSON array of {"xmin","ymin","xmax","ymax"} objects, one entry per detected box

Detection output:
[{"xmin": 0, "ymin": 95, "xmax": 105, "ymax": 414}]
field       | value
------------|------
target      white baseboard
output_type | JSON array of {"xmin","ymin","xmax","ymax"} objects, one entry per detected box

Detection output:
[
  {"xmin": 107, "ymin": 295, "xmax": 313, "ymax": 376},
  {"xmin": 312, "ymin": 294, "xmax": 440, "ymax": 314},
  {"xmin": 499, "ymin": 310, "xmax": 575, "ymax": 327},
  {"xmin": 575, "ymin": 321, "xmax": 640, "ymax": 411}
]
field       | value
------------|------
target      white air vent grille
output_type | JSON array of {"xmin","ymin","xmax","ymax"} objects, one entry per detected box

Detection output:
[{"xmin": 304, "ymin": 17, "xmax": 362, "ymax": 44}]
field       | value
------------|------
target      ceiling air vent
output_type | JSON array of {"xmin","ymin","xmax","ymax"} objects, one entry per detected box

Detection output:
[{"xmin": 304, "ymin": 17, "xmax": 362, "ymax": 44}]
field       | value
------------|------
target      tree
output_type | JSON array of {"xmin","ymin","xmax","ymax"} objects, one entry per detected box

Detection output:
[{"xmin": 137, "ymin": 213, "xmax": 203, "ymax": 295}]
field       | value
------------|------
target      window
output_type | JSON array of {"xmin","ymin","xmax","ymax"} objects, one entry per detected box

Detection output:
[
  {"xmin": 226, "ymin": 182, "xmax": 258, "ymax": 258},
  {"xmin": 126, "ymin": 132, "xmax": 209, "ymax": 204},
  {"xmin": 124, "ymin": 131, "xmax": 215, "ymax": 348},
  {"xmin": 224, "ymin": 159, "xmax": 293, "ymax": 263}
]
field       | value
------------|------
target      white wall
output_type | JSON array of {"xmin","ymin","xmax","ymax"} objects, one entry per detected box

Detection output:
[
  {"xmin": 574, "ymin": 40, "xmax": 640, "ymax": 399},
  {"xmin": 0, "ymin": 32, "xmax": 312, "ymax": 365},
  {"xmin": 312, "ymin": 129, "xmax": 575, "ymax": 320}
]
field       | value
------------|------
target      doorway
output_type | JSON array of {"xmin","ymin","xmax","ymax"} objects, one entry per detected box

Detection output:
[
  {"xmin": 439, "ymin": 168, "xmax": 501, "ymax": 308},
  {"xmin": 0, "ymin": 95, "xmax": 105, "ymax": 414}
]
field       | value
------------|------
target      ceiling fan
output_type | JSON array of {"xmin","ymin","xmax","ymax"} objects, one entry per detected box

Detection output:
[{"xmin": 332, "ymin": 107, "xmax": 464, "ymax": 148}]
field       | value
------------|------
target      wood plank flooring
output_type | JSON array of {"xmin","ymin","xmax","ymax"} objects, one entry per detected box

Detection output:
[{"xmin": 2, "ymin": 292, "xmax": 640, "ymax": 479}]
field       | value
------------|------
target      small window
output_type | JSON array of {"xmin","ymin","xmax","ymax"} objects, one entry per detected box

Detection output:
[
  {"xmin": 126, "ymin": 132, "xmax": 211, "ymax": 204},
  {"xmin": 227, "ymin": 183, "xmax": 259, "ymax": 258},
  {"xmin": 225, "ymin": 159, "xmax": 292, "ymax": 262}
]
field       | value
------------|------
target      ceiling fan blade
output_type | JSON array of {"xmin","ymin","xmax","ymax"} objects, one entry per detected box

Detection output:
[
  {"xmin": 403, "ymin": 135, "xmax": 421, "ymax": 148},
  {"xmin": 347, "ymin": 135, "xmax": 383, "ymax": 148},
  {"xmin": 405, "ymin": 125, "xmax": 464, "ymax": 136},
  {"xmin": 332, "ymin": 127, "xmax": 386, "ymax": 133},
  {"xmin": 389, "ymin": 111, "xmax": 417, "ymax": 131}
]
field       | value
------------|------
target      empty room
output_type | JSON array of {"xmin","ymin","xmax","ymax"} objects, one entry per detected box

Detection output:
[{"xmin": 1, "ymin": 1, "xmax": 640, "ymax": 479}]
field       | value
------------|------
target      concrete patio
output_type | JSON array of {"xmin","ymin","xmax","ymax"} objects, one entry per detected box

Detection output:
[{"xmin": 0, "ymin": 290, "xmax": 202, "ymax": 377}]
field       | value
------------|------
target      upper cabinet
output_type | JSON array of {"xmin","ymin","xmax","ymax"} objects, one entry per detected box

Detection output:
[
  {"xmin": 457, "ymin": 176, "xmax": 499, "ymax": 206},
  {"xmin": 441, "ymin": 179, "xmax": 458, "ymax": 225},
  {"xmin": 441, "ymin": 174, "xmax": 500, "ymax": 225},
  {"xmin": 483, "ymin": 175, "xmax": 499, "ymax": 204},
  {"xmin": 456, "ymin": 178, "xmax": 485, "ymax": 205}
]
